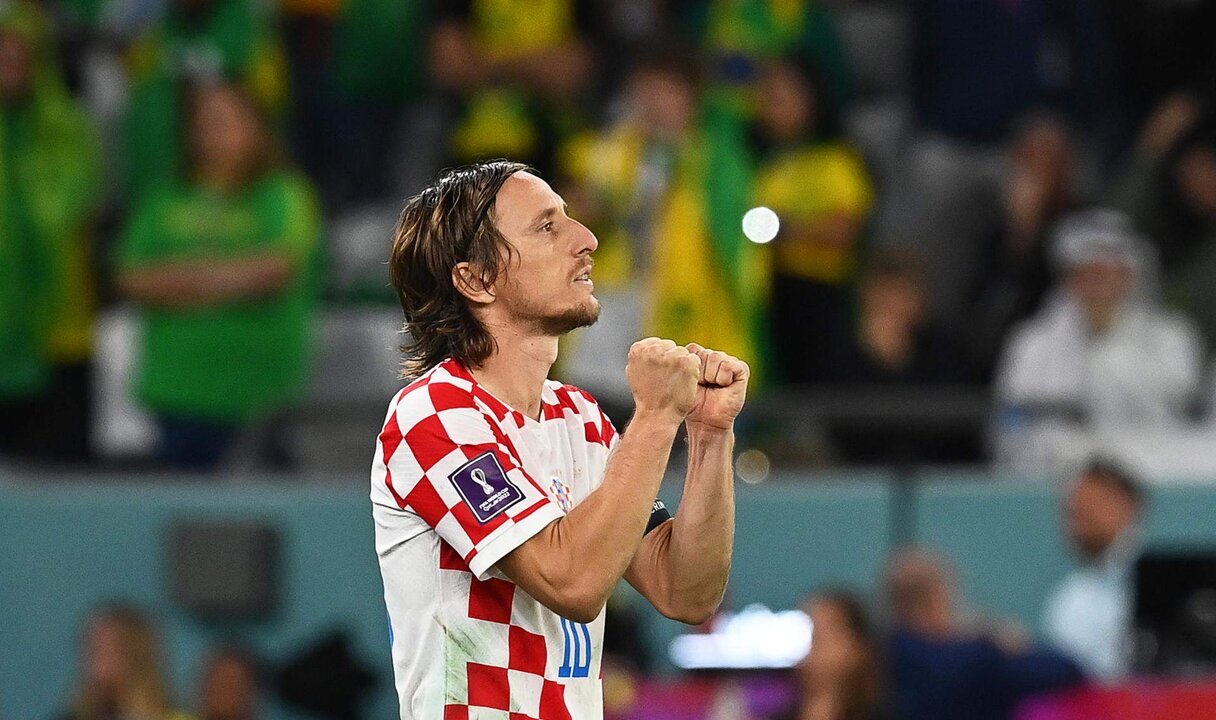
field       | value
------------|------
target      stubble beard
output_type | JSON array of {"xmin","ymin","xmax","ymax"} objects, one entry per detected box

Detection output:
[{"xmin": 534, "ymin": 298, "xmax": 601, "ymax": 336}]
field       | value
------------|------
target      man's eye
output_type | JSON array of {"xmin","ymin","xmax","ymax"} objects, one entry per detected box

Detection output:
[{"xmin": 541, "ymin": 221, "xmax": 554, "ymax": 233}]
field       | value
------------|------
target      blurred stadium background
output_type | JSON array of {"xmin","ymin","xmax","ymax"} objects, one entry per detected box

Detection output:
[{"xmin": 5, "ymin": 0, "xmax": 1216, "ymax": 718}]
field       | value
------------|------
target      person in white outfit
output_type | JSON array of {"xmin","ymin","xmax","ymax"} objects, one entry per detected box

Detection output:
[
  {"xmin": 993, "ymin": 209, "xmax": 1204, "ymax": 470},
  {"xmin": 1043, "ymin": 460, "xmax": 1145, "ymax": 681}
]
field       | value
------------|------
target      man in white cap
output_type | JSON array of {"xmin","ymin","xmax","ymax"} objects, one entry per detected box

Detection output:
[{"xmin": 993, "ymin": 209, "xmax": 1204, "ymax": 470}]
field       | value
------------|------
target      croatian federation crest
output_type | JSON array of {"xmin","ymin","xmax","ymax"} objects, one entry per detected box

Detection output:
[{"xmin": 550, "ymin": 478, "xmax": 573, "ymax": 512}]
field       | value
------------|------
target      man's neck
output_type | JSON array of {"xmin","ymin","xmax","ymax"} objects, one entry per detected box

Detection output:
[{"xmin": 471, "ymin": 324, "xmax": 559, "ymax": 421}]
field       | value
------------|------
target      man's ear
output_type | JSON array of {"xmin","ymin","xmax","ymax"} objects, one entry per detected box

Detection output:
[{"xmin": 452, "ymin": 262, "xmax": 495, "ymax": 305}]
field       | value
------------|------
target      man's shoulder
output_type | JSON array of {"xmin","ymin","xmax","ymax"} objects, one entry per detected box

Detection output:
[
  {"xmin": 404, "ymin": 359, "xmax": 478, "ymax": 399},
  {"xmin": 382, "ymin": 361, "xmax": 485, "ymax": 432},
  {"xmin": 1141, "ymin": 307, "xmax": 1201, "ymax": 345},
  {"xmin": 1043, "ymin": 568, "xmax": 1095, "ymax": 626}
]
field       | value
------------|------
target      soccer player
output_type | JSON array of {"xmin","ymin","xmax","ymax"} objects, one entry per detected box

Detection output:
[{"xmin": 371, "ymin": 159, "xmax": 746, "ymax": 720}]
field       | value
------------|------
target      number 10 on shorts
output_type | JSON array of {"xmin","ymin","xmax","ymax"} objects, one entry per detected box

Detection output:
[{"xmin": 559, "ymin": 618, "xmax": 592, "ymax": 678}]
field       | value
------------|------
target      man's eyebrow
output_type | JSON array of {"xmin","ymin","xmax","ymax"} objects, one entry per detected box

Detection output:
[{"xmin": 528, "ymin": 203, "xmax": 566, "ymax": 228}]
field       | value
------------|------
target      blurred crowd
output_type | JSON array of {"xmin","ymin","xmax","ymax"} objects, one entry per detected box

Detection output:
[
  {"xmin": 610, "ymin": 459, "xmax": 1145, "ymax": 720},
  {"xmin": 786, "ymin": 461, "xmax": 1143, "ymax": 720},
  {"xmin": 55, "ymin": 603, "xmax": 261, "ymax": 720},
  {"xmin": 53, "ymin": 459, "xmax": 1151, "ymax": 720},
  {"xmin": 796, "ymin": 459, "xmax": 1154, "ymax": 720},
  {"xmin": 2, "ymin": 0, "xmax": 1216, "ymax": 473}
]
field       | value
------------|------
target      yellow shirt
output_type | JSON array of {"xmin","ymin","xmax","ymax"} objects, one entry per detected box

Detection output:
[{"xmin": 754, "ymin": 143, "xmax": 872, "ymax": 283}]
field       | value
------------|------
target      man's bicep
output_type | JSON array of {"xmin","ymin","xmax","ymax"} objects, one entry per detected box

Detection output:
[
  {"xmin": 494, "ymin": 523, "xmax": 560, "ymax": 594},
  {"xmin": 494, "ymin": 518, "xmax": 601, "ymax": 621}
]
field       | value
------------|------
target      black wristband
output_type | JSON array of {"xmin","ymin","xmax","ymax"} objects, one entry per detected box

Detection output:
[{"xmin": 645, "ymin": 499, "xmax": 672, "ymax": 536}]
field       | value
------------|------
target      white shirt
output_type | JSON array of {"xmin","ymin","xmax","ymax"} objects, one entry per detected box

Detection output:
[
  {"xmin": 370, "ymin": 359, "xmax": 618, "ymax": 720},
  {"xmin": 994, "ymin": 297, "xmax": 1202, "ymax": 469},
  {"xmin": 1043, "ymin": 531, "xmax": 1140, "ymax": 682}
]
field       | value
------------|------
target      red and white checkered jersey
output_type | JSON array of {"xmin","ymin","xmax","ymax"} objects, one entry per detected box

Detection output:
[{"xmin": 371, "ymin": 359, "xmax": 619, "ymax": 720}]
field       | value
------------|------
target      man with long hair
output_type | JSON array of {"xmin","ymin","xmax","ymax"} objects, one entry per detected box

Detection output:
[{"xmin": 371, "ymin": 159, "xmax": 745, "ymax": 719}]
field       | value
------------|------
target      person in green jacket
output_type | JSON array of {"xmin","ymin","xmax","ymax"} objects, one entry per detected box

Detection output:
[
  {"xmin": 116, "ymin": 80, "xmax": 321, "ymax": 471},
  {"xmin": 122, "ymin": 0, "xmax": 287, "ymax": 200},
  {"xmin": 0, "ymin": 1, "xmax": 102, "ymax": 460}
]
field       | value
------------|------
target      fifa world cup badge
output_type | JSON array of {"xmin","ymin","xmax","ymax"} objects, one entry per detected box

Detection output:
[{"xmin": 550, "ymin": 478, "xmax": 573, "ymax": 512}]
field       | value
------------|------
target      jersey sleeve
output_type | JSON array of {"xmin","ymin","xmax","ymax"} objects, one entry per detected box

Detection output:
[{"xmin": 378, "ymin": 381, "xmax": 564, "ymax": 580}]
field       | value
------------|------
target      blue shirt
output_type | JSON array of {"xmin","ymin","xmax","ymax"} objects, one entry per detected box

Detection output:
[{"xmin": 889, "ymin": 629, "xmax": 1083, "ymax": 720}]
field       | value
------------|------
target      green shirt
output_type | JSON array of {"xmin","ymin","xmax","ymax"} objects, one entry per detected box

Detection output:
[
  {"xmin": 0, "ymin": 106, "xmax": 47, "ymax": 398},
  {"xmin": 116, "ymin": 171, "xmax": 321, "ymax": 422}
]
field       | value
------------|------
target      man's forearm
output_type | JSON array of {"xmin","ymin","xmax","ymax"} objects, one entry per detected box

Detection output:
[
  {"xmin": 498, "ymin": 411, "xmax": 680, "ymax": 621},
  {"xmin": 663, "ymin": 426, "xmax": 736, "ymax": 615}
]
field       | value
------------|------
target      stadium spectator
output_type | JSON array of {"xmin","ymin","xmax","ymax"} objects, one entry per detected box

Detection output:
[
  {"xmin": 993, "ymin": 209, "xmax": 1204, "ymax": 471},
  {"xmin": 121, "ymin": 0, "xmax": 287, "ymax": 199},
  {"xmin": 965, "ymin": 114, "xmax": 1081, "ymax": 380},
  {"xmin": 198, "ymin": 646, "xmax": 261, "ymax": 720},
  {"xmin": 885, "ymin": 548, "xmax": 1083, "ymax": 720},
  {"xmin": 1111, "ymin": 94, "xmax": 1216, "ymax": 347},
  {"xmin": 795, "ymin": 591, "xmax": 893, "ymax": 720},
  {"xmin": 887, "ymin": 0, "xmax": 1110, "ymax": 321},
  {"xmin": 429, "ymin": 0, "xmax": 596, "ymax": 176},
  {"xmin": 558, "ymin": 50, "xmax": 766, "ymax": 404},
  {"xmin": 114, "ymin": 80, "xmax": 322, "ymax": 471},
  {"xmin": 55, "ymin": 603, "xmax": 189, "ymax": 720},
  {"xmin": 1042, "ymin": 459, "xmax": 1144, "ymax": 682},
  {"xmin": 581, "ymin": 0, "xmax": 682, "ymax": 91},
  {"xmin": 680, "ymin": 0, "xmax": 856, "ymax": 123},
  {"xmin": 751, "ymin": 59, "xmax": 874, "ymax": 385},
  {"xmin": 826, "ymin": 248, "xmax": 962, "ymax": 387},
  {"xmin": 0, "ymin": 0, "xmax": 102, "ymax": 462},
  {"xmin": 814, "ymin": 248, "xmax": 981, "ymax": 463}
]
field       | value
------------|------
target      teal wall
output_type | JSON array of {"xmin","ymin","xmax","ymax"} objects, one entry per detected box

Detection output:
[
  {"xmin": 0, "ymin": 481, "xmax": 391, "ymax": 720},
  {"xmin": 2, "ymin": 473, "xmax": 1215, "ymax": 720},
  {"xmin": 913, "ymin": 474, "xmax": 1216, "ymax": 627}
]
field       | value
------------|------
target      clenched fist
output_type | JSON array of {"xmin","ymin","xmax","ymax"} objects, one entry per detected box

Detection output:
[
  {"xmin": 685, "ymin": 343, "xmax": 749, "ymax": 432},
  {"xmin": 626, "ymin": 338, "xmax": 701, "ymax": 425}
]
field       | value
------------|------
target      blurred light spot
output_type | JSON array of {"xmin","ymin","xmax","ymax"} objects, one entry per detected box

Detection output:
[
  {"xmin": 736, "ymin": 448, "xmax": 771, "ymax": 484},
  {"xmin": 669, "ymin": 604, "xmax": 812, "ymax": 669},
  {"xmin": 742, "ymin": 206, "xmax": 779, "ymax": 244}
]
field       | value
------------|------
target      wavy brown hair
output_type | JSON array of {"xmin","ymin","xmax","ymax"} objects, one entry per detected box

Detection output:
[{"xmin": 389, "ymin": 160, "xmax": 532, "ymax": 379}]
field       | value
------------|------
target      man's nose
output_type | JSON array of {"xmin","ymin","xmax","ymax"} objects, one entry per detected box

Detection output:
[{"xmin": 574, "ymin": 220, "xmax": 598, "ymax": 255}]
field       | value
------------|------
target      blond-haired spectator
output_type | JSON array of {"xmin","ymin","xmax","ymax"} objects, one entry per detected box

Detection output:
[{"xmin": 55, "ymin": 604, "xmax": 189, "ymax": 720}]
